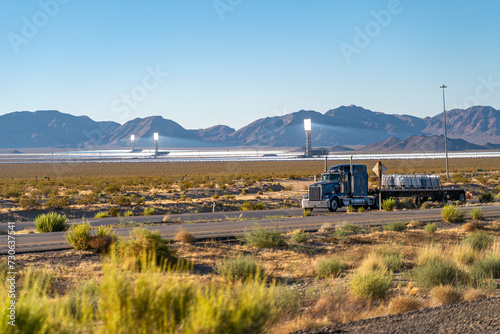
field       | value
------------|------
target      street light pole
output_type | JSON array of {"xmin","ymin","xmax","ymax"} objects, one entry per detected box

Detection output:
[{"xmin": 440, "ymin": 84, "xmax": 449, "ymax": 179}]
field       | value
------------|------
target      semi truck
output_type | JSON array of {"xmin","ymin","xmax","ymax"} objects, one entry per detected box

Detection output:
[{"xmin": 301, "ymin": 163, "xmax": 466, "ymax": 212}]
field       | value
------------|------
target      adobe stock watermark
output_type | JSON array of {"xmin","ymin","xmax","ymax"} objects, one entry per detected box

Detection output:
[
  {"xmin": 452, "ymin": 74, "xmax": 500, "ymax": 110},
  {"xmin": 213, "ymin": 0, "xmax": 243, "ymax": 21},
  {"xmin": 111, "ymin": 65, "xmax": 169, "ymax": 122},
  {"xmin": 340, "ymin": 0, "xmax": 405, "ymax": 64},
  {"xmin": 7, "ymin": 0, "xmax": 72, "ymax": 54}
]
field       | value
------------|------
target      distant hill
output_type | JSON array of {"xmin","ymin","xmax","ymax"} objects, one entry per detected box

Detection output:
[
  {"xmin": 1, "ymin": 105, "xmax": 499, "ymax": 149},
  {"xmin": 88, "ymin": 116, "xmax": 206, "ymax": 148},
  {"xmin": 363, "ymin": 135, "xmax": 496, "ymax": 152},
  {"xmin": 0, "ymin": 110, "xmax": 119, "ymax": 148},
  {"xmin": 422, "ymin": 106, "xmax": 500, "ymax": 145},
  {"xmin": 197, "ymin": 125, "xmax": 235, "ymax": 142}
]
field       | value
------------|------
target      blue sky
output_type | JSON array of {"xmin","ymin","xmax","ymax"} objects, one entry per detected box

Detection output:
[{"xmin": 1, "ymin": 0, "xmax": 499, "ymax": 130}]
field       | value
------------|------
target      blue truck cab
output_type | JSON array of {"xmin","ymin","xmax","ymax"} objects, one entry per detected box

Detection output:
[{"xmin": 302, "ymin": 164, "xmax": 374, "ymax": 212}]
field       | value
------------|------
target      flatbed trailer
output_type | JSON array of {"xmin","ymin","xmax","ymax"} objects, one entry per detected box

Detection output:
[{"xmin": 370, "ymin": 188, "xmax": 466, "ymax": 206}]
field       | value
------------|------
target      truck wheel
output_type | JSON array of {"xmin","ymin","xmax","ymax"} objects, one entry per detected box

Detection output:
[
  {"xmin": 329, "ymin": 198, "xmax": 339, "ymax": 212},
  {"xmin": 441, "ymin": 193, "xmax": 448, "ymax": 204}
]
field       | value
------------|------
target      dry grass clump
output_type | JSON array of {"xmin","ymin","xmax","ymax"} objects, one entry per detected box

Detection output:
[
  {"xmin": 462, "ymin": 221, "xmax": 481, "ymax": 233},
  {"xmin": 416, "ymin": 244, "xmax": 444, "ymax": 266},
  {"xmin": 407, "ymin": 221, "xmax": 425, "ymax": 228},
  {"xmin": 174, "ymin": 230, "xmax": 195, "ymax": 244},
  {"xmin": 88, "ymin": 235, "xmax": 114, "ymax": 253},
  {"xmin": 275, "ymin": 316, "xmax": 330, "ymax": 334},
  {"xmin": 357, "ymin": 253, "xmax": 388, "ymax": 274},
  {"xmin": 462, "ymin": 288, "xmax": 485, "ymax": 301},
  {"xmin": 388, "ymin": 295, "xmax": 424, "ymax": 314},
  {"xmin": 318, "ymin": 223, "xmax": 335, "ymax": 234},
  {"xmin": 430, "ymin": 285, "xmax": 462, "ymax": 305},
  {"xmin": 451, "ymin": 244, "xmax": 477, "ymax": 266}
]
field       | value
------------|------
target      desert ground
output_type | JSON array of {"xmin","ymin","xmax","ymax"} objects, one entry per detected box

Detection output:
[{"xmin": 1, "ymin": 158, "xmax": 500, "ymax": 333}]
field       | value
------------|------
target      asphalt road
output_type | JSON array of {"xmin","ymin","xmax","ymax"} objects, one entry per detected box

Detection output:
[{"xmin": 1, "ymin": 205, "xmax": 500, "ymax": 254}]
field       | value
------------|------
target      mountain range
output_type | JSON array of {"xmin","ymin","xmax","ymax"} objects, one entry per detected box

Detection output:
[{"xmin": 1, "ymin": 105, "xmax": 499, "ymax": 151}]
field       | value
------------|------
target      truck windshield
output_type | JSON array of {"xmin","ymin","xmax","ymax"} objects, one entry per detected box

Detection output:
[{"xmin": 321, "ymin": 174, "xmax": 340, "ymax": 182}]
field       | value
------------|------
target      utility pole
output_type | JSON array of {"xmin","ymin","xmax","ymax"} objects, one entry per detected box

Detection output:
[{"xmin": 440, "ymin": 84, "xmax": 449, "ymax": 178}]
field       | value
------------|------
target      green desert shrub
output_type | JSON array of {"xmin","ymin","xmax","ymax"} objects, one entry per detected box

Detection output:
[
  {"xmin": 66, "ymin": 222, "xmax": 117, "ymax": 253},
  {"xmin": 104, "ymin": 184, "xmax": 121, "ymax": 193},
  {"xmin": 441, "ymin": 205, "xmax": 465, "ymax": 223},
  {"xmin": 143, "ymin": 207, "xmax": 155, "ymax": 215},
  {"xmin": 124, "ymin": 210, "xmax": 134, "ymax": 217},
  {"xmin": 396, "ymin": 198, "xmax": 417, "ymax": 210},
  {"xmin": 383, "ymin": 221, "xmax": 407, "ymax": 232},
  {"xmin": 273, "ymin": 286, "xmax": 301, "ymax": 315},
  {"xmin": 239, "ymin": 225, "xmax": 286, "ymax": 248},
  {"xmin": 241, "ymin": 201, "xmax": 267, "ymax": 211},
  {"xmin": 19, "ymin": 195, "xmax": 42, "ymax": 210},
  {"xmin": 374, "ymin": 248, "xmax": 404, "ymax": 272},
  {"xmin": 110, "ymin": 195, "xmax": 132, "ymax": 206},
  {"xmin": 471, "ymin": 256, "xmax": 500, "ymax": 279},
  {"xmin": 424, "ymin": 223, "xmax": 437, "ymax": 234},
  {"xmin": 115, "ymin": 228, "xmax": 177, "ymax": 268},
  {"xmin": 316, "ymin": 256, "xmax": 346, "ymax": 278},
  {"xmin": 381, "ymin": 199, "xmax": 396, "ymax": 211},
  {"xmin": 349, "ymin": 270, "xmax": 393, "ymax": 300},
  {"xmin": 183, "ymin": 277, "xmax": 274, "ymax": 334},
  {"xmin": 346, "ymin": 206, "xmax": 355, "ymax": 213},
  {"xmin": 479, "ymin": 192, "xmax": 494, "ymax": 203},
  {"xmin": 290, "ymin": 229, "xmax": 308, "ymax": 243},
  {"xmin": 77, "ymin": 193, "xmax": 99, "ymax": 205},
  {"xmin": 462, "ymin": 232, "xmax": 494, "ymax": 251},
  {"xmin": 94, "ymin": 212, "xmax": 108, "ymax": 218},
  {"xmin": 45, "ymin": 196, "xmax": 70, "ymax": 210},
  {"xmin": 3, "ymin": 187, "xmax": 23, "ymax": 198},
  {"xmin": 108, "ymin": 207, "xmax": 120, "ymax": 217},
  {"xmin": 470, "ymin": 208, "xmax": 484, "ymax": 220},
  {"xmin": 215, "ymin": 255, "xmax": 263, "ymax": 282},
  {"xmin": 35, "ymin": 212, "xmax": 69, "ymax": 232},
  {"xmin": 66, "ymin": 221, "xmax": 92, "ymax": 250},
  {"xmin": 411, "ymin": 260, "xmax": 463, "ymax": 290}
]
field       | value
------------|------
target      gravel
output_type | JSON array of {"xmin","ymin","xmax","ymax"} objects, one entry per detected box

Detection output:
[{"xmin": 293, "ymin": 297, "xmax": 500, "ymax": 334}]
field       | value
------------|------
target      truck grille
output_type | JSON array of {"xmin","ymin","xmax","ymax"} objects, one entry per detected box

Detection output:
[{"xmin": 309, "ymin": 185, "xmax": 322, "ymax": 201}]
